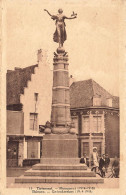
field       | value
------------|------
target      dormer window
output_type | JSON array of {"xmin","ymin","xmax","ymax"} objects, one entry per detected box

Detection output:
[
  {"xmin": 93, "ymin": 95, "xmax": 101, "ymax": 106},
  {"xmin": 106, "ymin": 98, "xmax": 112, "ymax": 107}
]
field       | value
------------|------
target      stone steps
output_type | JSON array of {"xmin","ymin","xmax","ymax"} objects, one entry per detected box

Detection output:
[
  {"xmin": 15, "ymin": 175, "xmax": 104, "ymax": 184},
  {"xmin": 24, "ymin": 169, "xmax": 96, "ymax": 177},
  {"xmin": 15, "ymin": 163, "xmax": 104, "ymax": 184},
  {"xmin": 32, "ymin": 164, "xmax": 87, "ymax": 170}
]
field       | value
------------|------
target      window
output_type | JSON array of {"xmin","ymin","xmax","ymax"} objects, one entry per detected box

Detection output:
[
  {"xmin": 83, "ymin": 142, "xmax": 89, "ymax": 157},
  {"xmin": 82, "ymin": 116, "xmax": 89, "ymax": 133},
  {"xmin": 93, "ymin": 95, "xmax": 101, "ymax": 106},
  {"xmin": 93, "ymin": 116, "xmax": 102, "ymax": 132},
  {"xmin": 27, "ymin": 140, "xmax": 38, "ymax": 159},
  {"xmin": 71, "ymin": 116, "xmax": 78, "ymax": 134},
  {"xmin": 34, "ymin": 93, "xmax": 38, "ymax": 101},
  {"xmin": 30, "ymin": 113, "xmax": 38, "ymax": 130},
  {"xmin": 106, "ymin": 98, "xmax": 112, "ymax": 107}
]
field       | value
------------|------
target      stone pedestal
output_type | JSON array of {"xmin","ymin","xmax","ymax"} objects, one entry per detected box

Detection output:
[{"xmin": 41, "ymin": 134, "xmax": 78, "ymax": 164}]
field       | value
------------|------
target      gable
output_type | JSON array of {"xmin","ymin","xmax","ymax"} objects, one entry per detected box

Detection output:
[{"xmin": 7, "ymin": 65, "xmax": 38, "ymax": 105}]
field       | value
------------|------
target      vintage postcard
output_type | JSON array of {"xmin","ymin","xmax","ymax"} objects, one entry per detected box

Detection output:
[{"xmin": 0, "ymin": 0, "xmax": 126, "ymax": 194}]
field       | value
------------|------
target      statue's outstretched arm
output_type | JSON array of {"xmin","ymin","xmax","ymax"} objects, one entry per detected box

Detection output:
[
  {"xmin": 44, "ymin": 9, "xmax": 52, "ymax": 17},
  {"xmin": 65, "ymin": 16, "xmax": 77, "ymax": 20}
]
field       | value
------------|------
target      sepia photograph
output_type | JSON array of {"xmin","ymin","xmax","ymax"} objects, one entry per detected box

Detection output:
[{"xmin": 1, "ymin": 0, "xmax": 126, "ymax": 194}]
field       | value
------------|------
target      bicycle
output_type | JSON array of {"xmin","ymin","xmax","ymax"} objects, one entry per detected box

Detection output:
[{"xmin": 106, "ymin": 167, "xmax": 116, "ymax": 178}]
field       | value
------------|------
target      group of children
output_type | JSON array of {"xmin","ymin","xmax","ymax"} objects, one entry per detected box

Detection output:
[{"xmin": 80, "ymin": 147, "xmax": 119, "ymax": 178}]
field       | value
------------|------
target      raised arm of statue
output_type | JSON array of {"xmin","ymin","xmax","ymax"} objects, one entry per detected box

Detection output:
[
  {"xmin": 65, "ymin": 11, "xmax": 77, "ymax": 19},
  {"xmin": 65, "ymin": 16, "xmax": 77, "ymax": 20},
  {"xmin": 44, "ymin": 9, "xmax": 57, "ymax": 20},
  {"xmin": 44, "ymin": 9, "xmax": 52, "ymax": 17}
]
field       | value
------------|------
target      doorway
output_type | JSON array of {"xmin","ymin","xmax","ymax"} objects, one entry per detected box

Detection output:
[{"xmin": 7, "ymin": 141, "xmax": 18, "ymax": 167}]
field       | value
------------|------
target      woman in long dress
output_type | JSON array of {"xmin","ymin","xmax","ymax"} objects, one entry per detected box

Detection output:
[{"xmin": 91, "ymin": 147, "xmax": 99, "ymax": 172}]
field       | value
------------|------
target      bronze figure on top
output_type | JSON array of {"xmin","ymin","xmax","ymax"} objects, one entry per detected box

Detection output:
[{"xmin": 44, "ymin": 9, "xmax": 77, "ymax": 48}]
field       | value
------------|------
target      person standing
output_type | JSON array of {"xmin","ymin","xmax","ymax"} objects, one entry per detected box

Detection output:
[
  {"xmin": 112, "ymin": 156, "xmax": 119, "ymax": 178},
  {"xmin": 99, "ymin": 154, "xmax": 106, "ymax": 177},
  {"xmin": 105, "ymin": 154, "xmax": 110, "ymax": 173},
  {"xmin": 91, "ymin": 147, "xmax": 99, "ymax": 173}
]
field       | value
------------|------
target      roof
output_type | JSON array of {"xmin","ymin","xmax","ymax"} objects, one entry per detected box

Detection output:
[
  {"xmin": 7, "ymin": 64, "xmax": 38, "ymax": 105},
  {"xmin": 70, "ymin": 79, "xmax": 119, "ymax": 109},
  {"xmin": 7, "ymin": 67, "xmax": 119, "ymax": 109},
  {"xmin": 70, "ymin": 79, "xmax": 94, "ymax": 108}
]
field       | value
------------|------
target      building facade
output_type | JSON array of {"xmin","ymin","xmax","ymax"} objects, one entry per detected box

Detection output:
[
  {"xmin": 7, "ymin": 50, "xmax": 52, "ymax": 167},
  {"xmin": 70, "ymin": 79, "xmax": 119, "ymax": 159}
]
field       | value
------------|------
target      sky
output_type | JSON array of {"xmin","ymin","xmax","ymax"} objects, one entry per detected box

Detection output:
[{"xmin": 4, "ymin": 0, "xmax": 121, "ymax": 96}]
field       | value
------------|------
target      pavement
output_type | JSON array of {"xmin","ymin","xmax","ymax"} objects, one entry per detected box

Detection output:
[
  {"xmin": 7, "ymin": 177, "xmax": 119, "ymax": 188},
  {"xmin": 6, "ymin": 166, "xmax": 119, "ymax": 189},
  {"xmin": 7, "ymin": 166, "xmax": 32, "ymax": 177}
]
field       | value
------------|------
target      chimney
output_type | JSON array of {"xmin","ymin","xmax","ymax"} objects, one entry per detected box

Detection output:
[
  {"xmin": 7, "ymin": 70, "xmax": 13, "ymax": 73},
  {"xmin": 37, "ymin": 49, "xmax": 42, "ymax": 62},
  {"xmin": 15, "ymin": 67, "xmax": 21, "ymax": 71},
  {"xmin": 69, "ymin": 75, "xmax": 75, "ymax": 86}
]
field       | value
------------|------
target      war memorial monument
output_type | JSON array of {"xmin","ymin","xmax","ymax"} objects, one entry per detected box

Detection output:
[{"xmin": 15, "ymin": 9, "xmax": 104, "ymax": 184}]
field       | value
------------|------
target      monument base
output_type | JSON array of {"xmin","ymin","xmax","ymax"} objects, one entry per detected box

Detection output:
[
  {"xmin": 40, "ymin": 158, "xmax": 80, "ymax": 164},
  {"xmin": 41, "ymin": 134, "xmax": 78, "ymax": 160},
  {"xmin": 15, "ymin": 128, "xmax": 104, "ymax": 184}
]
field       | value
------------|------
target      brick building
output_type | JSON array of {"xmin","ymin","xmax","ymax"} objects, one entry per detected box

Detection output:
[
  {"xmin": 70, "ymin": 79, "xmax": 119, "ymax": 158},
  {"xmin": 6, "ymin": 51, "xmax": 119, "ymax": 167}
]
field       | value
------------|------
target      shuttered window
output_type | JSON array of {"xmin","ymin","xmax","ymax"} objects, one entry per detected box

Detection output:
[
  {"xmin": 30, "ymin": 113, "xmax": 38, "ymax": 130},
  {"xmin": 93, "ymin": 116, "xmax": 102, "ymax": 132},
  {"xmin": 82, "ymin": 116, "xmax": 89, "ymax": 133}
]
